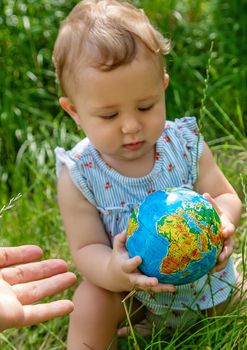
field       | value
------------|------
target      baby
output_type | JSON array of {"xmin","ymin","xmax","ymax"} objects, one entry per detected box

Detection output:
[{"xmin": 53, "ymin": 1, "xmax": 242, "ymax": 349}]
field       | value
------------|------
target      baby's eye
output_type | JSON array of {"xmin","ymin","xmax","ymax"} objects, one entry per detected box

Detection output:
[
  {"xmin": 138, "ymin": 104, "xmax": 154, "ymax": 112},
  {"xmin": 99, "ymin": 113, "xmax": 118, "ymax": 120}
]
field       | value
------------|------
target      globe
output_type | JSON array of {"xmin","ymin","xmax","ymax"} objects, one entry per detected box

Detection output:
[{"xmin": 126, "ymin": 188, "xmax": 223, "ymax": 285}]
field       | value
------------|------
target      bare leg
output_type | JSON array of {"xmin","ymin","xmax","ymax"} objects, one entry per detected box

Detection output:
[{"xmin": 67, "ymin": 280, "xmax": 128, "ymax": 350}]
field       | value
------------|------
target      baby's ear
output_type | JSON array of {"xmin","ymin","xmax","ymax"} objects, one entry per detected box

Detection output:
[
  {"xmin": 59, "ymin": 97, "xmax": 79, "ymax": 123},
  {"xmin": 163, "ymin": 72, "xmax": 169, "ymax": 90}
]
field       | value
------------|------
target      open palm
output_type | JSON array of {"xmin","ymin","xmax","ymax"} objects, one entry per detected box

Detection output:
[{"xmin": 0, "ymin": 245, "xmax": 76, "ymax": 331}]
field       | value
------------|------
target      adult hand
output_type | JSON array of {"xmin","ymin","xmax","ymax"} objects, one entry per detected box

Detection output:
[
  {"xmin": 203, "ymin": 193, "xmax": 235, "ymax": 273},
  {"xmin": 0, "ymin": 245, "xmax": 76, "ymax": 332}
]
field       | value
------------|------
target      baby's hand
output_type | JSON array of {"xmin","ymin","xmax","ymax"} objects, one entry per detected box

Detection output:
[
  {"xmin": 203, "ymin": 193, "xmax": 235, "ymax": 273},
  {"xmin": 109, "ymin": 232, "xmax": 176, "ymax": 293}
]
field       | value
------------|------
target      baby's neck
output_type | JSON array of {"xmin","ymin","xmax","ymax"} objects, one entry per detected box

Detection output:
[{"xmin": 101, "ymin": 147, "xmax": 156, "ymax": 178}]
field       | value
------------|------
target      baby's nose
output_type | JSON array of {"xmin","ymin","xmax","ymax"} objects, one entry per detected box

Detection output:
[{"xmin": 121, "ymin": 117, "xmax": 142, "ymax": 134}]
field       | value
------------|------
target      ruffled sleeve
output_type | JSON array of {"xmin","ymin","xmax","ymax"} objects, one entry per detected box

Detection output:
[
  {"xmin": 55, "ymin": 139, "xmax": 97, "ymax": 206},
  {"xmin": 173, "ymin": 116, "xmax": 204, "ymax": 185}
]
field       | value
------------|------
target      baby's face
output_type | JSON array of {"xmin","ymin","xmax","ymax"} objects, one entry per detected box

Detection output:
[{"xmin": 68, "ymin": 53, "xmax": 168, "ymax": 171}]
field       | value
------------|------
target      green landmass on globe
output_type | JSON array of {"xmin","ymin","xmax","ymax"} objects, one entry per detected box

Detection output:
[{"xmin": 126, "ymin": 188, "xmax": 223, "ymax": 285}]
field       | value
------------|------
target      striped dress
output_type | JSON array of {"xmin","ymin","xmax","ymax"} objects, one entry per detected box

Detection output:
[{"xmin": 55, "ymin": 116, "xmax": 236, "ymax": 318}]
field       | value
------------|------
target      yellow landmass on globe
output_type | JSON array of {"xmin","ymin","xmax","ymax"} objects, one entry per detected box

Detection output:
[
  {"xmin": 158, "ymin": 209, "xmax": 219, "ymax": 275},
  {"xmin": 126, "ymin": 208, "xmax": 139, "ymax": 237},
  {"xmin": 179, "ymin": 208, "xmax": 222, "ymax": 251}
]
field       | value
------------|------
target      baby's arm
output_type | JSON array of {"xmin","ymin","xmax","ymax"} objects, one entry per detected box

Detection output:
[
  {"xmin": 197, "ymin": 141, "xmax": 242, "ymax": 272},
  {"xmin": 57, "ymin": 167, "xmax": 175, "ymax": 293}
]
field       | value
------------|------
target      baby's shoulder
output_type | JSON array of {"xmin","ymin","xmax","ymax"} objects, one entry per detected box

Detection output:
[
  {"xmin": 55, "ymin": 137, "xmax": 94, "ymax": 179},
  {"xmin": 162, "ymin": 116, "xmax": 201, "ymax": 146},
  {"xmin": 164, "ymin": 116, "xmax": 199, "ymax": 134},
  {"xmin": 69, "ymin": 137, "xmax": 92, "ymax": 158}
]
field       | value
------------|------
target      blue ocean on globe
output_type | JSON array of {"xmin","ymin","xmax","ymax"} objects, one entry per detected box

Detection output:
[{"xmin": 126, "ymin": 188, "xmax": 222, "ymax": 285}]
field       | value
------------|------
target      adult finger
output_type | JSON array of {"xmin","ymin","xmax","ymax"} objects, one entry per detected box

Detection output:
[
  {"xmin": 13, "ymin": 272, "xmax": 76, "ymax": 305},
  {"xmin": 0, "ymin": 246, "xmax": 43, "ymax": 268},
  {"xmin": 1, "ymin": 259, "xmax": 70, "ymax": 285},
  {"xmin": 21, "ymin": 300, "xmax": 74, "ymax": 327}
]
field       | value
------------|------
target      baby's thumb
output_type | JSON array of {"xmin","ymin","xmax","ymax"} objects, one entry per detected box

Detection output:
[{"xmin": 113, "ymin": 231, "xmax": 127, "ymax": 251}]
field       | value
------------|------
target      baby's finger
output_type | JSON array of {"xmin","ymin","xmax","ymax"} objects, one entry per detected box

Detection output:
[
  {"xmin": 122, "ymin": 256, "xmax": 142, "ymax": 273},
  {"xmin": 149, "ymin": 283, "xmax": 176, "ymax": 293},
  {"xmin": 221, "ymin": 222, "xmax": 235, "ymax": 238},
  {"xmin": 203, "ymin": 193, "xmax": 222, "ymax": 216},
  {"xmin": 129, "ymin": 274, "xmax": 175, "ymax": 293},
  {"xmin": 129, "ymin": 274, "xmax": 158, "ymax": 290},
  {"xmin": 211, "ymin": 261, "xmax": 228, "ymax": 273},
  {"xmin": 211, "ymin": 237, "xmax": 234, "ymax": 274},
  {"xmin": 218, "ymin": 237, "xmax": 234, "ymax": 262},
  {"xmin": 113, "ymin": 231, "xmax": 127, "ymax": 252}
]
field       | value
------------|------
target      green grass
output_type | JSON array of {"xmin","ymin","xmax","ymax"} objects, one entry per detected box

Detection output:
[
  {"xmin": 0, "ymin": 0, "xmax": 246, "ymax": 348},
  {"xmin": 118, "ymin": 313, "xmax": 247, "ymax": 350}
]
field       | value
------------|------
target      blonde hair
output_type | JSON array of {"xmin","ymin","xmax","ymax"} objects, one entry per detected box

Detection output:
[{"xmin": 53, "ymin": 0, "xmax": 171, "ymax": 96}]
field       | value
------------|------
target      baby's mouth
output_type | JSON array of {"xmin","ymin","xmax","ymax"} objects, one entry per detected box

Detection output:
[{"xmin": 123, "ymin": 141, "xmax": 145, "ymax": 151}]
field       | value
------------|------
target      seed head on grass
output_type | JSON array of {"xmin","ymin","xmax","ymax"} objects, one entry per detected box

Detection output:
[{"xmin": 0, "ymin": 193, "xmax": 22, "ymax": 219}]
